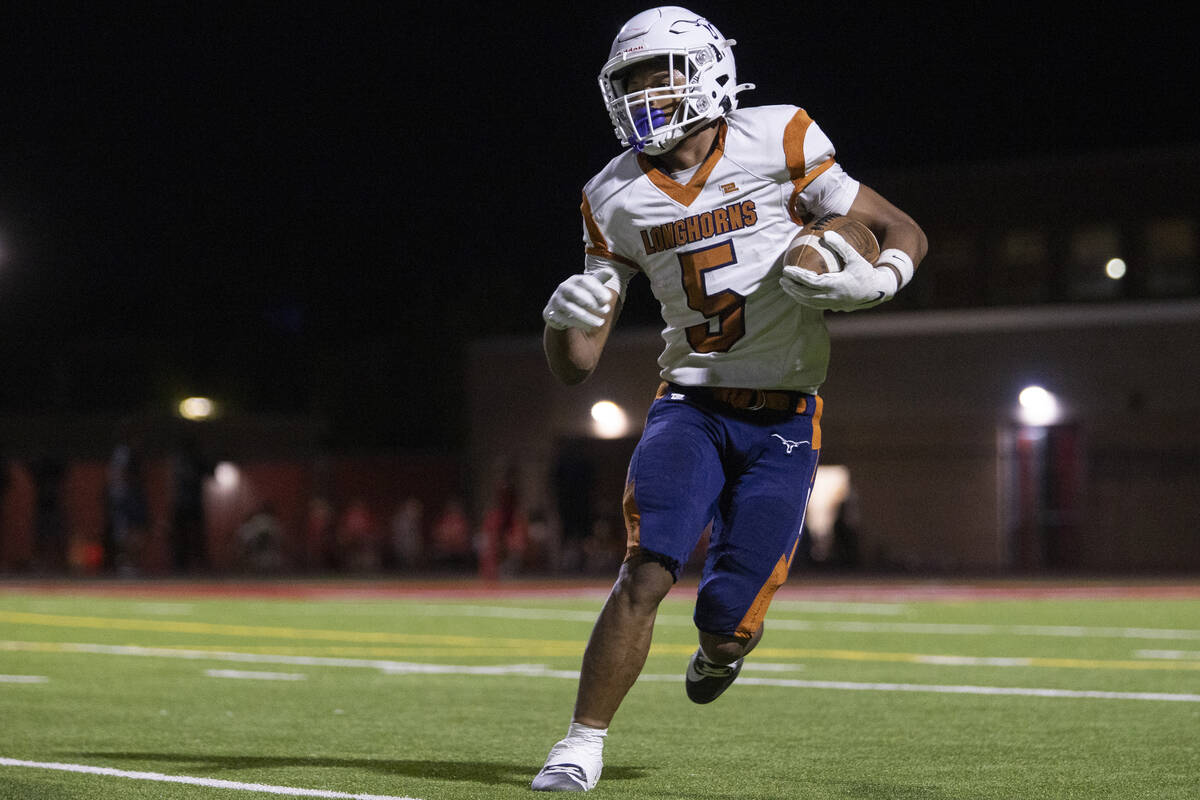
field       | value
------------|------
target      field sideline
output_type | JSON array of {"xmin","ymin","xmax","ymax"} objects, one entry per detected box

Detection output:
[{"xmin": 2, "ymin": 575, "xmax": 1198, "ymax": 799}]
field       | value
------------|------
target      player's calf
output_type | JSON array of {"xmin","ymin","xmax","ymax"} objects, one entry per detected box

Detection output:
[{"xmin": 685, "ymin": 627, "xmax": 762, "ymax": 703}]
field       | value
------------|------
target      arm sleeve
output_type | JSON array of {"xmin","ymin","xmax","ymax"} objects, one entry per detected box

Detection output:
[
  {"xmin": 581, "ymin": 188, "xmax": 639, "ymax": 299},
  {"xmin": 584, "ymin": 254, "xmax": 637, "ymax": 300},
  {"xmin": 794, "ymin": 162, "xmax": 861, "ymax": 219}
]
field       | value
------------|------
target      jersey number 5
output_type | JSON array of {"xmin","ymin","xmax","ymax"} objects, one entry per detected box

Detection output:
[{"xmin": 678, "ymin": 240, "xmax": 746, "ymax": 353}]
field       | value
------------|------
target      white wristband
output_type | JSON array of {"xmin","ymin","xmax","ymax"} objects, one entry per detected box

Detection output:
[{"xmin": 876, "ymin": 248, "xmax": 915, "ymax": 291}]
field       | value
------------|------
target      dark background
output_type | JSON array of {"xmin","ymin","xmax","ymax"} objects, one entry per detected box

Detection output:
[{"xmin": 0, "ymin": 2, "xmax": 1194, "ymax": 449}]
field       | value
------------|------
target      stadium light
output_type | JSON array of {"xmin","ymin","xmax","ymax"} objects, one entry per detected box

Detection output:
[
  {"xmin": 178, "ymin": 396, "xmax": 217, "ymax": 421},
  {"xmin": 1017, "ymin": 385, "xmax": 1061, "ymax": 426},
  {"xmin": 214, "ymin": 462, "xmax": 240, "ymax": 489},
  {"xmin": 590, "ymin": 400, "xmax": 629, "ymax": 439}
]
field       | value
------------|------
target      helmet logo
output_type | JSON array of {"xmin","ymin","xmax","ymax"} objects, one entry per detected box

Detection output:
[{"xmin": 668, "ymin": 17, "xmax": 719, "ymax": 40}]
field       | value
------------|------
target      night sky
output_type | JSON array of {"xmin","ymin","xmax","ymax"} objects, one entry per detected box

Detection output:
[{"xmin": 0, "ymin": 3, "xmax": 1194, "ymax": 448}]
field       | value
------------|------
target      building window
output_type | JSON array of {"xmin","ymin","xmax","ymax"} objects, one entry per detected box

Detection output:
[
  {"xmin": 1143, "ymin": 218, "xmax": 1197, "ymax": 296},
  {"xmin": 990, "ymin": 228, "xmax": 1050, "ymax": 304},
  {"xmin": 923, "ymin": 231, "xmax": 982, "ymax": 307},
  {"xmin": 1066, "ymin": 225, "xmax": 1123, "ymax": 301}
]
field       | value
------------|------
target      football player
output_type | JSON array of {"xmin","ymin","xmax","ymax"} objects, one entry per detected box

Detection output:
[{"xmin": 532, "ymin": 6, "xmax": 927, "ymax": 792}]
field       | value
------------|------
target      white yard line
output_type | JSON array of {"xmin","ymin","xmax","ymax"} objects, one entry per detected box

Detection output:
[
  {"xmin": 637, "ymin": 672, "xmax": 1200, "ymax": 701},
  {"xmin": 396, "ymin": 605, "xmax": 602, "ymax": 623},
  {"xmin": 2, "ymin": 641, "xmax": 561, "ymax": 674},
  {"xmin": 742, "ymin": 662, "xmax": 806, "ymax": 672},
  {"xmin": 730, "ymin": 619, "xmax": 1200, "ymax": 640},
  {"xmin": 0, "ymin": 674, "xmax": 48, "ymax": 683},
  {"xmin": 0, "ymin": 757, "xmax": 420, "ymax": 799},
  {"xmin": 387, "ymin": 604, "xmax": 1200, "ymax": 641},
  {"xmin": 205, "ymin": 669, "xmax": 307, "ymax": 681},
  {"xmin": 767, "ymin": 600, "xmax": 909, "ymax": 615},
  {"xmin": 409, "ymin": 600, "xmax": 910, "ymax": 617},
  {"xmin": 726, "ymin": 677, "xmax": 1200, "ymax": 703},
  {"xmin": 1135, "ymin": 649, "xmax": 1200, "ymax": 660},
  {"xmin": 26, "ymin": 601, "xmax": 195, "ymax": 616},
  {"xmin": 4, "ymin": 640, "xmax": 1197, "ymax": 703},
  {"xmin": 912, "ymin": 655, "xmax": 1033, "ymax": 666}
]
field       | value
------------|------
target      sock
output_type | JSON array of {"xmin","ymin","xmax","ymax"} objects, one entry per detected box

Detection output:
[{"xmin": 566, "ymin": 721, "xmax": 607, "ymax": 746}]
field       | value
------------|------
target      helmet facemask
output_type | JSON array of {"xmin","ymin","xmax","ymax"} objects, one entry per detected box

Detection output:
[
  {"xmin": 602, "ymin": 46, "xmax": 734, "ymax": 155},
  {"xmin": 599, "ymin": 7, "xmax": 753, "ymax": 156}
]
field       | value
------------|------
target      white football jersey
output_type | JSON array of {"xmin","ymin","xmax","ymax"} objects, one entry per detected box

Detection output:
[{"xmin": 581, "ymin": 105, "xmax": 860, "ymax": 394}]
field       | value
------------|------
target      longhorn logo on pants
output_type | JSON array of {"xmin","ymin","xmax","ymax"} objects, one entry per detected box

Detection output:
[{"xmin": 772, "ymin": 434, "xmax": 809, "ymax": 454}]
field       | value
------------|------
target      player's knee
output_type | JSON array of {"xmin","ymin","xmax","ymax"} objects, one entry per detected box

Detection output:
[{"xmin": 612, "ymin": 552, "xmax": 674, "ymax": 611}]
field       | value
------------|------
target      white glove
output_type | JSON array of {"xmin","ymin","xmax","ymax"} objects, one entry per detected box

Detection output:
[
  {"xmin": 542, "ymin": 267, "xmax": 617, "ymax": 331},
  {"xmin": 779, "ymin": 231, "xmax": 897, "ymax": 312}
]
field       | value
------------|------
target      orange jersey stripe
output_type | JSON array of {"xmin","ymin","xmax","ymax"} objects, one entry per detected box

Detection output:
[
  {"xmin": 787, "ymin": 157, "xmax": 835, "ymax": 225},
  {"xmin": 582, "ymin": 193, "xmax": 642, "ymax": 271},
  {"xmin": 783, "ymin": 108, "xmax": 814, "ymax": 181},
  {"xmin": 585, "ymin": 246, "xmax": 642, "ymax": 272},
  {"xmin": 581, "ymin": 191, "xmax": 608, "ymax": 252}
]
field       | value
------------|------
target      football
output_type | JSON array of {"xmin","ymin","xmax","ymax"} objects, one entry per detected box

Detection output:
[{"xmin": 784, "ymin": 213, "xmax": 880, "ymax": 274}]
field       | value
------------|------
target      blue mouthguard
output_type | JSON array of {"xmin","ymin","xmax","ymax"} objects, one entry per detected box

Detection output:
[{"xmin": 627, "ymin": 106, "xmax": 669, "ymax": 151}]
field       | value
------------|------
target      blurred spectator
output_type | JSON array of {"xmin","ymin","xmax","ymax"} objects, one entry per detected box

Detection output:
[
  {"xmin": 104, "ymin": 425, "xmax": 149, "ymax": 575},
  {"xmin": 524, "ymin": 509, "xmax": 553, "ymax": 573},
  {"xmin": 583, "ymin": 516, "xmax": 623, "ymax": 574},
  {"xmin": 830, "ymin": 491, "xmax": 861, "ymax": 569},
  {"xmin": 0, "ymin": 457, "xmax": 10, "ymax": 565},
  {"xmin": 168, "ymin": 434, "xmax": 214, "ymax": 574},
  {"xmin": 552, "ymin": 447, "xmax": 595, "ymax": 573},
  {"xmin": 337, "ymin": 497, "xmax": 381, "ymax": 572},
  {"xmin": 305, "ymin": 495, "xmax": 337, "ymax": 571},
  {"xmin": 478, "ymin": 464, "xmax": 527, "ymax": 580},
  {"xmin": 69, "ymin": 537, "xmax": 106, "ymax": 575},
  {"xmin": 31, "ymin": 456, "xmax": 67, "ymax": 574},
  {"xmin": 236, "ymin": 503, "xmax": 285, "ymax": 573},
  {"xmin": 389, "ymin": 496, "xmax": 424, "ymax": 570},
  {"xmin": 429, "ymin": 497, "xmax": 472, "ymax": 570},
  {"xmin": 302, "ymin": 452, "xmax": 337, "ymax": 570}
]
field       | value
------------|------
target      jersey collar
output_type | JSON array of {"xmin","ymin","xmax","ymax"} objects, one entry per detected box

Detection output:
[{"xmin": 636, "ymin": 119, "xmax": 727, "ymax": 207}]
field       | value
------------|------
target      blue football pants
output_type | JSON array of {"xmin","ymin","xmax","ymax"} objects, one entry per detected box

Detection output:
[{"xmin": 622, "ymin": 388, "xmax": 822, "ymax": 639}]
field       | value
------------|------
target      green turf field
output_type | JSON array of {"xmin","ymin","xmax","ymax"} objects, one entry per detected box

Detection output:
[{"xmin": 1, "ymin": 578, "xmax": 1198, "ymax": 799}]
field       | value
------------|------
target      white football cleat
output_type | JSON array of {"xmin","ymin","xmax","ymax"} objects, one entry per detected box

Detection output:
[{"xmin": 531, "ymin": 736, "xmax": 603, "ymax": 792}]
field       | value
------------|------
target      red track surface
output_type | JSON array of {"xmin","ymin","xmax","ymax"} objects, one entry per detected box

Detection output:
[{"xmin": 2, "ymin": 574, "xmax": 1198, "ymax": 601}]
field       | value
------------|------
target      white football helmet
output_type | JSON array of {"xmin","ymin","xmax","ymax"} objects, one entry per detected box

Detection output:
[{"xmin": 599, "ymin": 7, "xmax": 754, "ymax": 155}]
